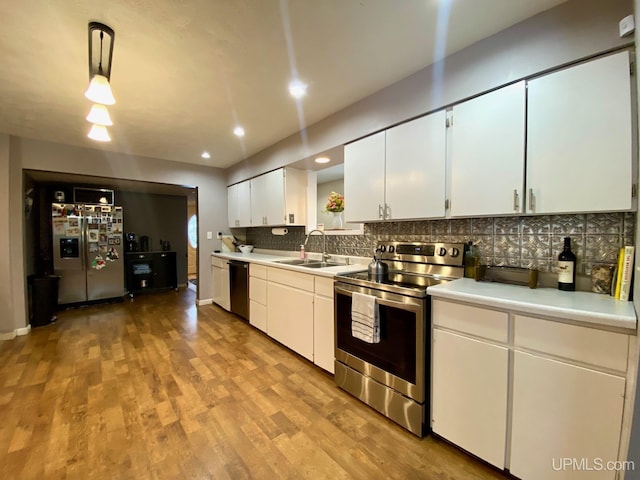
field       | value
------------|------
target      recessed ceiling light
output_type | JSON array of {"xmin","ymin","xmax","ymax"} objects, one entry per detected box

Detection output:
[
  {"xmin": 233, "ymin": 126, "xmax": 245, "ymax": 137},
  {"xmin": 201, "ymin": 151, "xmax": 210, "ymax": 159},
  {"xmin": 314, "ymin": 156, "xmax": 330, "ymax": 164},
  {"xmin": 288, "ymin": 80, "xmax": 307, "ymax": 99}
]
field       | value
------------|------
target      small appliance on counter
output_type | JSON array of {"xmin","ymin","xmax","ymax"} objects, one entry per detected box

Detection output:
[
  {"xmin": 139, "ymin": 235, "xmax": 150, "ymax": 252},
  {"xmin": 125, "ymin": 232, "xmax": 138, "ymax": 252}
]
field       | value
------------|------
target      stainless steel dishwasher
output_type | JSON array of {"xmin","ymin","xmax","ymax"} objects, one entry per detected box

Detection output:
[{"xmin": 228, "ymin": 260, "xmax": 249, "ymax": 320}]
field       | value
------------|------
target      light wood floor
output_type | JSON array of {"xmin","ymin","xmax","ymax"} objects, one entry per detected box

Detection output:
[{"xmin": 0, "ymin": 288, "xmax": 508, "ymax": 479}]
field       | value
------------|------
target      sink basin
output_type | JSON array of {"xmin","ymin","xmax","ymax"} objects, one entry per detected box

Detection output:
[
  {"xmin": 274, "ymin": 259, "xmax": 310, "ymax": 265},
  {"xmin": 298, "ymin": 262, "xmax": 344, "ymax": 268},
  {"xmin": 274, "ymin": 259, "xmax": 344, "ymax": 268}
]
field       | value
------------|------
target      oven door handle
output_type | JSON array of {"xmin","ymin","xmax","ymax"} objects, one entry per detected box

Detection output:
[{"xmin": 334, "ymin": 283, "xmax": 423, "ymax": 311}]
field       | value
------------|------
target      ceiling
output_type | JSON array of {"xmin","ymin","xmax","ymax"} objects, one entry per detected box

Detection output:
[{"xmin": 1, "ymin": 0, "xmax": 566, "ymax": 170}]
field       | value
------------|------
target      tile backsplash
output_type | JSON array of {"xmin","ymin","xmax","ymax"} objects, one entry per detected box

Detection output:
[{"xmin": 234, "ymin": 212, "xmax": 635, "ymax": 275}]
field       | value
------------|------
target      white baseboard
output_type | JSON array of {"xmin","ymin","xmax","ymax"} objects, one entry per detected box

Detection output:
[
  {"xmin": 197, "ymin": 298, "xmax": 213, "ymax": 306},
  {"xmin": 0, "ymin": 324, "xmax": 31, "ymax": 340}
]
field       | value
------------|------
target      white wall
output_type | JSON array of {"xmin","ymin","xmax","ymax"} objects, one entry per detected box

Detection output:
[
  {"xmin": 227, "ymin": 0, "xmax": 633, "ymax": 184},
  {"xmin": 2, "ymin": 136, "xmax": 228, "ymax": 333}
]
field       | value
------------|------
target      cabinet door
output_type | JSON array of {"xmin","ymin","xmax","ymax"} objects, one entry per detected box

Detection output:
[
  {"xmin": 510, "ymin": 351, "xmax": 625, "ymax": 480},
  {"xmin": 385, "ymin": 111, "xmax": 447, "ymax": 219},
  {"xmin": 236, "ymin": 180, "xmax": 252, "ymax": 227},
  {"xmin": 267, "ymin": 282, "xmax": 314, "ymax": 361},
  {"xmin": 249, "ymin": 300, "xmax": 267, "ymax": 332},
  {"xmin": 212, "ymin": 265, "xmax": 229, "ymax": 310},
  {"xmin": 227, "ymin": 185, "xmax": 238, "ymax": 228},
  {"xmin": 432, "ymin": 329, "xmax": 508, "ymax": 468},
  {"xmin": 449, "ymin": 81, "xmax": 526, "ymax": 217},
  {"xmin": 313, "ymin": 294, "xmax": 334, "ymax": 373},
  {"xmin": 526, "ymin": 52, "xmax": 632, "ymax": 214},
  {"xmin": 251, "ymin": 170, "xmax": 286, "ymax": 226},
  {"xmin": 344, "ymin": 131, "xmax": 386, "ymax": 222}
]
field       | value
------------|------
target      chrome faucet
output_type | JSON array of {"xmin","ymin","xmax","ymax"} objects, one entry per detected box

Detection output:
[{"xmin": 304, "ymin": 229, "xmax": 331, "ymax": 262}]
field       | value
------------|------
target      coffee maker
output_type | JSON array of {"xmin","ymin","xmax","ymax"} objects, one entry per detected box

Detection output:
[{"xmin": 125, "ymin": 232, "xmax": 138, "ymax": 252}]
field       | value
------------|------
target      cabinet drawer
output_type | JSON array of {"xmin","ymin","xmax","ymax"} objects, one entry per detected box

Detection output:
[
  {"xmin": 249, "ymin": 300, "xmax": 267, "ymax": 333},
  {"xmin": 211, "ymin": 256, "xmax": 225, "ymax": 268},
  {"xmin": 249, "ymin": 277, "xmax": 267, "ymax": 305},
  {"xmin": 250, "ymin": 263, "xmax": 267, "ymax": 280},
  {"xmin": 432, "ymin": 299, "xmax": 508, "ymax": 343},
  {"xmin": 314, "ymin": 276, "xmax": 334, "ymax": 298},
  {"xmin": 267, "ymin": 267, "xmax": 314, "ymax": 292},
  {"xmin": 514, "ymin": 315, "xmax": 630, "ymax": 372}
]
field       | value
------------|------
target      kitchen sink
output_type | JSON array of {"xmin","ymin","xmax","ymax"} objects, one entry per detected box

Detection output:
[
  {"xmin": 274, "ymin": 259, "xmax": 311, "ymax": 265},
  {"xmin": 274, "ymin": 259, "xmax": 344, "ymax": 268},
  {"xmin": 298, "ymin": 262, "xmax": 344, "ymax": 268}
]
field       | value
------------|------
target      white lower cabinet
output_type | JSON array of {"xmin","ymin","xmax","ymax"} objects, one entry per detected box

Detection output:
[
  {"xmin": 267, "ymin": 281, "xmax": 314, "ymax": 361},
  {"xmin": 510, "ymin": 351, "xmax": 625, "ymax": 480},
  {"xmin": 265, "ymin": 267, "xmax": 315, "ymax": 361},
  {"xmin": 431, "ymin": 298, "xmax": 631, "ymax": 480},
  {"xmin": 211, "ymin": 257, "xmax": 230, "ymax": 311},
  {"xmin": 313, "ymin": 277, "xmax": 335, "ymax": 373},
  {"xmin": 432, "ymin": 329, "xmax": 508, "ymax": 468},
  {"xmin": 249, "ymin": 264, "xmax": 268, "ymax": 332}
]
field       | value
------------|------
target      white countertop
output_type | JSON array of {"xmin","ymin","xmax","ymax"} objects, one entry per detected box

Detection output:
[
  {"xmin": 428, "ymin": 278, "xmax": 637, "ymax": 332},
  {"xmin": 211, "ymin": 250, "xmax": 368, "ymax": 278}
]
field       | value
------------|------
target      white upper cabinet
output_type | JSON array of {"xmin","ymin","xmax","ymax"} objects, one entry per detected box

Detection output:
[
  {"xmin": 386, "ymin": 111, "xmax": 447, "ymax": 220},
  {"xmin": 227, "ymin": 180, "xmax": 251, "ymax": 228},
  {"xmin": 345, "ymin": 111, "xmax": 447, "ymax": 223},
  {"xmin": 449, "ymin": 81, "xmax": 526, "ymax": 217},
  {"xmin": 526, "ymin": 51, "xmax": 633, "ymax": 214},
  {"xmin": 227, "ymin": 167, "xmax": 306, "ymax": 228},
  {"xmin": 344, "ymin": 131, "xmax": 386, "ymax": 222},
  {"xmin": 251, "ymin": 169, "xmax": 285, "ymax": 226}
]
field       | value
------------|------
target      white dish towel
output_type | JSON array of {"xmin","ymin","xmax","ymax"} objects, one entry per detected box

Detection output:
[{"xmin": 351, "ymin": 292, "xmax": 380, "ymax": 344}]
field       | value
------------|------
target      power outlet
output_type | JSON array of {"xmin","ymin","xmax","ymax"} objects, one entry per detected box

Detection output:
[
  {"xmin": 206, "ymin": 231, "xmax": 213, "ymax": 240},
  {"xmin": 619, "ymin": 14, "xmax": 635, "ymax": 37}
]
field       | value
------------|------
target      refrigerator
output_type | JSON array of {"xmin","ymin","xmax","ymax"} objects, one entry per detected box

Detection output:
[{"xmin": 52, "ymin": 203, "xmax": 125, "ymax": 305}]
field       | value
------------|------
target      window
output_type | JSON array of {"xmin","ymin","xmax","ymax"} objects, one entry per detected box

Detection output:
[{"xmin": 188, "ymin": 214, "xmax": 197, "ymax": 249}]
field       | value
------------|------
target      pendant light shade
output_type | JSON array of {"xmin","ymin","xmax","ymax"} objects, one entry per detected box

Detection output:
[
  {"xmin": 84, "ymin": 74, "xmax": 116, "ymax": 105},
  {"xmin": 86, "ymin": 104, "xmax": 113, "ymax": 126},
  {"xmin": 87, "ymin": 124, "xmax": 111, "ymax": 142}
]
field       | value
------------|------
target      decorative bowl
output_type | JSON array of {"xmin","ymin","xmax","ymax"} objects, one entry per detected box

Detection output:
[{"xmin": 238, "ymin": 245, "xmax": 254, "ymax": 254}]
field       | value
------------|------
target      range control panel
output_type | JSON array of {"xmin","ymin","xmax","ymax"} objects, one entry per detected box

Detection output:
[{"xmin": 375, "ymin": 242, "xmax": 466, "ymax": 267}]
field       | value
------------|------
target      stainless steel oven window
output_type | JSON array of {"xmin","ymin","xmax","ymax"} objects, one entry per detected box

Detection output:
[{"xmin": 334, "ymin": 282, "xmax": 427, "ymax": 403}]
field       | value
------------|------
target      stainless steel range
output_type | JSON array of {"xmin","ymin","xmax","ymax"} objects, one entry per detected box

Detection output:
[{"xmin": 334, "ymin": 241, "xmax": 465, "ymax": 436}]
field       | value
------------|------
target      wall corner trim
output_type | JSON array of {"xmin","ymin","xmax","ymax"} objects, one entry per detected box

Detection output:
[{"xmin": 0, "ymin": 324, "xmax": 31, "ymax": 340}]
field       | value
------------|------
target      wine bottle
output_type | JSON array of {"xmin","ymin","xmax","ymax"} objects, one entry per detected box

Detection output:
[{"xmin": 557, "ymin": 236, "xmax": 576, "ymax": 291}]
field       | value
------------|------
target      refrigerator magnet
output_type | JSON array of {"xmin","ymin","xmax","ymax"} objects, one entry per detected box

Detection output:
[
  {"xmin": 68, "ymin": 218, "xmax": 79, "ymax": 228},
  {"xmin": 88, "ymin": 231, "xmax": 99, "ymax": 242},
  {"xmin": 66, "ymin": 227, "xmax": 80, "ymax": 237},
  {"xmin": 99, "ymin": 233, "xmax": 108, "ymax": 244},
  {"xmin": 114, "ymin": 237, "xmax": 121, "ymax": 245},
  {"xmin": 89, "ymin": 243, "xmax": 98, "ymax": 253},
  {"xmin": 99, "ymin": 245, "xmax": 108, "ymax": 254},
  {"xmin": 108, "ymin": 237, "xmax": 115, "ymax": 245}
]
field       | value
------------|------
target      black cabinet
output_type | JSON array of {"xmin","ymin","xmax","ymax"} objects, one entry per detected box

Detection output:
[{"xmin": 125, "ymin": 251, "xmax": 177, "ymax": 297}]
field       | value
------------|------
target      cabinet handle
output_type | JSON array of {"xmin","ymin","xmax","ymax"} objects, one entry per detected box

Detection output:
[
  {"xmin": 529, "ymin": 188, "xmax": 535, "ymax": 212},
  {"xmin": 385, "ymin": 203, "xmax": 391, "ymax": 219},
  {"xmin": 513, "ymin": 189, "xmax": 519, "ymax": 212},
  {"xmin": 378, "ymin": 204, "xmax": 384, "ymax": 219}
]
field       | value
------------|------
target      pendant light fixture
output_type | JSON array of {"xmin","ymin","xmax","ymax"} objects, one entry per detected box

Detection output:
[
  {"xmin": 84, "ymin": 22, "xmax": 115, "ymax": 142},
  {"xmin": 86, "ymin": 104, "xmax": 113, "ymax": 126},
  {"xmin": 84, "ymin": 22, "xmax": 115, "ymax": 105},
  {"xmin": 87, "ymin": 124, "xmax": 111, "ymax": 142}
]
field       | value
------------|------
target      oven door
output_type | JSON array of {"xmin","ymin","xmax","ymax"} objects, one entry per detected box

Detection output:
[{"xmin": 334, "ymin": 281, "xmax": 428, "ymax": 403}]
